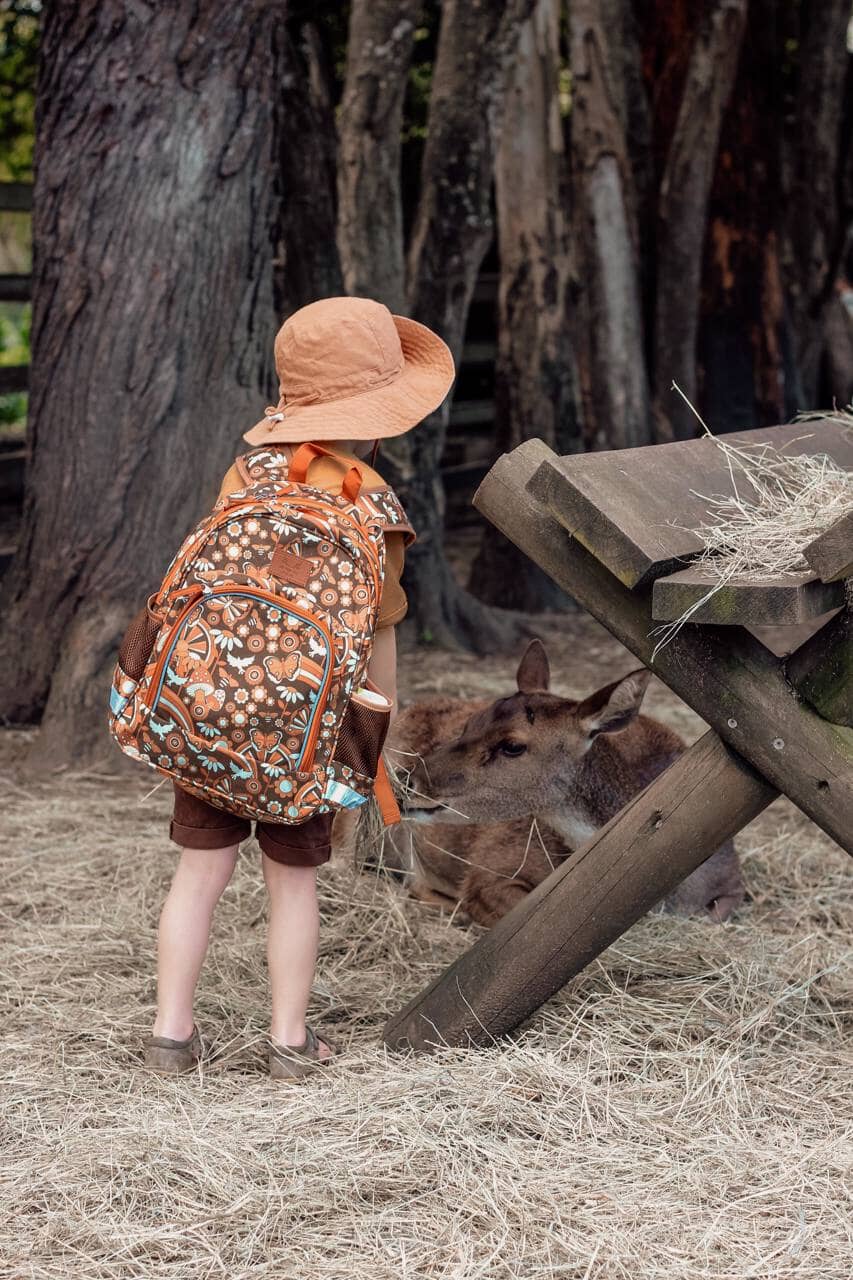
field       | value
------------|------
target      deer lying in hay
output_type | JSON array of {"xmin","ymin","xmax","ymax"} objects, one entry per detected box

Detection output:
[{"xmin": 384, "ymin": 640, "xmax": 744, "ymax": 927}]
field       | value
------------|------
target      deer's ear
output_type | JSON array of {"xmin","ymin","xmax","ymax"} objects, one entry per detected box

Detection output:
[
  {"xmin": 516, "ymin": 638, "xmax": 550, "ymax": 693},
  {"xmin": 576, "ymin": 668, "xmax": 651, "ymax": 736}
]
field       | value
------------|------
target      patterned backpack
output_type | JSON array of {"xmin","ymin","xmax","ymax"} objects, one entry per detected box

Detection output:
[{"xmin": 108, "ymin": 443, "xmax": 411, "ymax": 825}]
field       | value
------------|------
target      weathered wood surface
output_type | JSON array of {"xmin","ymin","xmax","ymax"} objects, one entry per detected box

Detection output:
[
  {"xmin": 652, "ymin": 567, "xmax": 844, "ymax": 625},
  {"xmin": 803, "ymin": 510, "xmax": 853, "ymax": 583},
  {"xmin": 474, "ymin": 440, "xmax": 853, "ymax": 853},
  {"xmin": 0, "ymin": 182, "xmax": 33, "ymax": 212},
  {"xmin": 0, "ymin": 274, "xmax": 31, "ymax": 303},
  {"xmin": 528, "ymin": 421, "xmax": 853, "ymax": 588},
  {"xmin": 384, "ymin": 730, "xmax": 775, "ymax": 1051},
  {"xmin": 0, "ymin": 365, "xmax": 28, "ymax": 395},
  {"xmin": 785, "ymin": 609, "xmax": 852, "ymax": 728}
]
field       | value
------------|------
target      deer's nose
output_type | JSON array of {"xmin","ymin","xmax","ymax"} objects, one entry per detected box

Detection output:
[{"xmin": 706, "ymin": 894, "xmax": 741, "ymax": 922}]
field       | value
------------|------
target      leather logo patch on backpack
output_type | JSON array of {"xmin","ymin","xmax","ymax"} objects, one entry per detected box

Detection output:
[{"xmin": 270, "ymin": 545, "xmax": 313, "ymax": 587}]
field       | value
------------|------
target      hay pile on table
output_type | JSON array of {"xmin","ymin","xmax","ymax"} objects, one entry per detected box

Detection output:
[
  {"xmin": 651, "ymin": 409, "xmax": 853, "ymax": 657},
  {"xmin": 2, "ymin": 720, "xmax": 852, "ymax": 1280}
]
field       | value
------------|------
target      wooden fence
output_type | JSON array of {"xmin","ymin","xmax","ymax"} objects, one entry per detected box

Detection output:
[{"xmin": 0, "ymin": 182, "xmax": 31, "ymax": 575}]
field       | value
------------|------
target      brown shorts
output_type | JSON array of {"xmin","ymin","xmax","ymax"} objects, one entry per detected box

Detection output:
[{"xmin": 169, "ymin": 783, "xmax": 333, "ymax": 866}]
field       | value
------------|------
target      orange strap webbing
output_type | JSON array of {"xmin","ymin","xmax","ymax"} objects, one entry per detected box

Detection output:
[
  {"xmin": 288, "ymin": 442, "xmax": 363, "ymax": 503},
  {"xmin": 374, "ymin": 755, "xmax": 400, "ymax": 827}
]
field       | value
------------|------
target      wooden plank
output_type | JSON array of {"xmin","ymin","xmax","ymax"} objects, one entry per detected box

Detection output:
[
  {"xmin": 652, "ymin": 566, "xmax": 844, "ymax": 625},
  {"xmin": 0, "ymin": 448, "xmax": 26, "ymax": 503},
  {"xmin": 448, "ymin": 399, "xmax": 494, "ymax": 427},
  {"xmin": 528, "ymin": 420, "xmax": 853, "ymax": 588},
  {"xmin": 0, "ymin": 182, "xmax": 32, "ymax": 212},
  {"xmin": 0, "ymin": 274, "xmax": 31, "ymax": 302},
  {"xmin": 0, "ymin": 365, "xmax": 28, "ymax": 395},
  {"xmin": 803, "ymin": 510, "xmax": 853, "ymax": 582},
  {"xmin": 0, "ymin": 183, "xmax": 32, "ymax": 213},
  {"xmin": 785, "ymin": 610, "xmax": 853, "ymax": 727},
  {"xmin": 383, "ymin": 731, "xmax": 776, "ymax": 1051},
  {"xmin": 474, "ymin": 441, "xmax": 853, "ymax": 852}
]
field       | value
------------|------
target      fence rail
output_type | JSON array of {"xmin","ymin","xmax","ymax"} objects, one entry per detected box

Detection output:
[{"xmin": 0, "ymin": 182, "xmax": 32, "ymax": 213}]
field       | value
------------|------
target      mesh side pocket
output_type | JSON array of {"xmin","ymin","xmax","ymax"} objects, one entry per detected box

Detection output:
[
  {"xmin": 333, "ymin": 697, "xmax": 391, "ymax": 779},
  {"xmin": 117, "ymin": 601, "xmax": 161, "ymax": 682}
]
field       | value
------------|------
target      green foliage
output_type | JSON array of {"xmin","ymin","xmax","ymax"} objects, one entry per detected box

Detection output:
[
  {"xmin": 0, "ymin": 303, "xmax": 30, "ymax": 365},
  {"xmin": 0, "ymin": 0, "xmax": 39, "ymax": 182},
  {"xmin": 0, "ymin": 302, "xmax": 29, "ymax": 432},
  {"xmin": 0, "ymin": 390, "xmax": 26, "ymax": 428}
]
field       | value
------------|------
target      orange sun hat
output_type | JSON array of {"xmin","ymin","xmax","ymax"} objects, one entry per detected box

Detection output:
[{"xmin": 244, "ymin": 296, "xmax": 456, "ymax": 446}]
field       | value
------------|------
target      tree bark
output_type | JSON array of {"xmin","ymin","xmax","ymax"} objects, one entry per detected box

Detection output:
[
  {"xmin": 336, "ymin": 0, "xmax": 421, "ymax": 313},
  {"xmin": 782, "ymin": 0, "xmax": 852, "ymax": 406},
  {"xmin": 469, "ymin": 0, "xmax": 581, "ymax": 611},
  {"xmin": 568, "ymin": 0, "xmax": 651, "ymax": 451},
  {"xmin": 698, "ymin": 0, "xmax": 790, "ymax": 432},
  {"xmin": 275, "ymin": 18, "xmax": 343, "ymax": 318},
  {"xmin": 652, "ymin": 0, "xmax": 747, "ymax": 441},
  {"xmin": 0, "ymin": 0, "xmax": 281, "ymax": 765},
  {"xmin": 380, "ymin": 0, "xmax": 537, "ymax": 650}
]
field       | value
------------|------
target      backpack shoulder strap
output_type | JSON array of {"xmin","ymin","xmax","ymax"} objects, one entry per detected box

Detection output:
[
  {"xmin": 234, "ymin": 447, "xmax": 291, "ymax": 486},
  {"xmin": 357, "ymin": 485, "xmax": 416, "ymax": 545},
  {"xmin": 233, "ymin": 454, "xmax": 255, "ymax": 487}
]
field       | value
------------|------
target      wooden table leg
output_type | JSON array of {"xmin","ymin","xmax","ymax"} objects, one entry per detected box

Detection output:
[{"xmin": 383, "ymin": 730, "xmax": 775, "ymax": 1051}]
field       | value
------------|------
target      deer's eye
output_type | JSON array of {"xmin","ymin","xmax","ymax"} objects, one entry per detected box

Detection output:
[{"xmin": 498, "ymin": 739, "xmax": 527, "ymax": 758}]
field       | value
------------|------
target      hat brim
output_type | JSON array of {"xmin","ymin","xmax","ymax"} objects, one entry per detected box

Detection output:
[{"xmin": 243, "ymin": 314, "xmax": 455, "ymax": 446}]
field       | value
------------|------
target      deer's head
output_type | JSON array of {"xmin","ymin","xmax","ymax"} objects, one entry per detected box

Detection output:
[{"xmin": 402, "ymin": 639, "xmax": 651, "ymax": 825}]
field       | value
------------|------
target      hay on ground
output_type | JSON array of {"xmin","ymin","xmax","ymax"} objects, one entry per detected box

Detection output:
[{"xmin": 2, "ymin": 622, "xmax": 851, "ymax": 1279}]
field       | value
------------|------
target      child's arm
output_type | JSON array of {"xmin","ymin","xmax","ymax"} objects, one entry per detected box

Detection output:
[{"xmin": 367, "ymin": 625, "xmax": 398, "ymax": 721}]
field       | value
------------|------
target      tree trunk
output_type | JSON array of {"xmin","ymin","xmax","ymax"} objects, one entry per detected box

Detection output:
[
  {"xmin": 782, "ymin": 0, "xmax": 852, "ymax": 406},
  {"xmin": 698, "ymin": 0, "xmax": 791, "ymax": 432},
  {"xmin": 336, "ymin": 0, "xmax": 421, "ymax": 313},
  {"xmin": 470, "ymin": 0, "xmax": 580, "ymax": 611},
  {"xmin": 0, "ymin": 0, "xmax": 281, "ymax": 765},
  {"xmin": 379, "ymin": 0, "xmax": 537, "ymax": 651},
  {"xmin": 652, "ymin": 0, "xmax": 747, "ymax": 441},
  {"xmin": 276, "ymin": 18, "xmax": 343, "ymax": 318},
  {"xmin": 568, "ymin": 0, "xmax": 651, "ymax": 451}
]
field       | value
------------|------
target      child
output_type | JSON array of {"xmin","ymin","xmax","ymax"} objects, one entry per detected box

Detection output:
[{"xmin": 144, "ymin": 297, "xmax": 454, "ymax": 1079}]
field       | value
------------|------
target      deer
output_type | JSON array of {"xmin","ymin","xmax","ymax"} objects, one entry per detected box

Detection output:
[{"xmin": 381, "ymin": 640, "xmax": 744, "ymax": 927}]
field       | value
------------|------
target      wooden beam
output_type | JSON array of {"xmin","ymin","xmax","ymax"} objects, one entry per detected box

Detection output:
[
  {"xmin": 652, "ymin": 566, "xmax": 843, "ymax": 625},
  {"xmin": 785, "ymin": 609, "xmax": 852, "ymax": 727},
  {"xmin": 0, "ymin": 365, "xmax": 28, "ymax": 395},
  {"xmin": 383, "ymin": 730, "xmax": 775, "ymax": 1051},
  {"xmin": 0, "ymin": 274, "xmax": 31, "ymax": 303},
  {"xmin": 0, "ymin": 182, "xmax": 33, "ymax": 212},
  {"xmin": 528, "ymin": 421, "xmax": 853, "ymax": 588},
  {"xmin": 0, "ymin": 447, "xmax": 25, "ymax": 503},
  {"xmin": 803, "ymin": 511, "xmax": 853, "ymax": 583},
  {"xmin": 473, "ymin": 441, "xmax": 853, "ymax": 853}
]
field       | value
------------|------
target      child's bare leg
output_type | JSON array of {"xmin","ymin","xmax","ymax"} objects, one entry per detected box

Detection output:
[
  {"xmin": 153, "ymin": 844, "xmax": 239, "ymax": 1040},
  {"xmin": 262, "ymin": 855, "xmax": 332, "ymax": 1059}
]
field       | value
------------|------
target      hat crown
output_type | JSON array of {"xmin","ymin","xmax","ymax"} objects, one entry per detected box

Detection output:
[{"xmin": 275, "ymin": 297, "xmax": 404, "ymax": 408}]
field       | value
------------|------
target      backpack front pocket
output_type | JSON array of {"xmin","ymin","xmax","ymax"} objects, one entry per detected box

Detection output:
[{"xmin": 143, "ymin": 588, "xmax": 334, "ymax": 773}]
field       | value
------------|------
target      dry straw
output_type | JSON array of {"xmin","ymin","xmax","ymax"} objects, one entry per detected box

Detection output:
[
  {"xmin": 650, "ymin": 390, "xmax": 853, "ymax": 659},
  {"xmin": 3, "ymin": 725, "xmax": 852, "ymax": 1280}
]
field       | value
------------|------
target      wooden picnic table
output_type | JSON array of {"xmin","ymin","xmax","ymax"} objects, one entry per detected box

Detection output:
[{"xmin": 384, "ymin": 420, "xmax": 852, "ymax": 1052}]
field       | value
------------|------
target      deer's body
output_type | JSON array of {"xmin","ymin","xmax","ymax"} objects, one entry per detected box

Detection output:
[{"xmin": 385, "ymin": 643, "xmax": 743, "ymax": 926}]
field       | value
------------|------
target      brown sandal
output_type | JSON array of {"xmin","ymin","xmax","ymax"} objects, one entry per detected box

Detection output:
[
  {"xmin": 144, "ymin": 1025, "xmax": 202, "ymax": 1075},
  {"xmin": 268, "ymin": 1024, "xmax": 335, "ymax": 1081}
]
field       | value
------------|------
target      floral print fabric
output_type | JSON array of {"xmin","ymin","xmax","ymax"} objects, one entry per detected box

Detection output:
[{"xmin": 109, "ymin": 449, "xmax": 409, "ymax": 823}]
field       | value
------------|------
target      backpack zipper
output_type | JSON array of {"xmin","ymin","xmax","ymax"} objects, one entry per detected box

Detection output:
[
  {"xmin": 143, "ymin": 587, "xmax": 335, "ymax": 770},
  {"xmin": 158, "ymin": 494, "xmax": 382, "ymax": 609}
]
